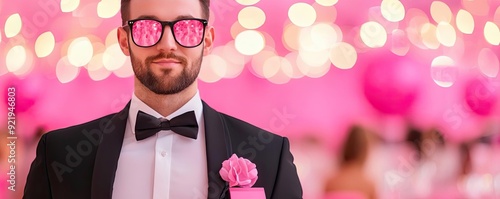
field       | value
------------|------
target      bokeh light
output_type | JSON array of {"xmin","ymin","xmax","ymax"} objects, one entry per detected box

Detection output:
[
  {"xmin": 368, "ymin": 6, "xmax": 399, "ymax": 34},
  {"xmin": 360, "ymin": 21, "xmax": 387, "ymax": 48},
  {"xmin": 299, "ymin": 27, "xmax": 316, "ymax": 51},
  {"xmin": 264, "ymin": 56, "xmax": 293, "ymax": 84},
  {"xmin": 230, "ymin": 21, "xmax": 246, "ymax": 39},
  {"xmin": 6, "ymin": 45, "xmax": 26, "ymax": 73},
  {"xmin": 56, "ymin": 56, "xmax": 80, "ymax": 83},
  {"xmin": 315, "ymin": 0, "xmax": 338, "ymax": 6},
  {"xmin": 484, "ymin": 21, "xmax": 500, "ymax": 45},
  {"xmin": 113, "ymin": 60, "xmax": 134, "ymax": 78},
  {"xmin": 67, "ymin": 37, "xmax": 94, "ymax": 67},
  {"xmin": 381, "ymin": 0, "xmax": 405, "ymax": 22},
  {"xmin": 283, "ymin": 23, "xmax": 301, "ymax": 51},
  {"xmin": 299, "ymin": 24, "xmax": 341, "ymax": 52},
  {"xmin": 87, "ymin": 53, "xmax": 104, "ymax": 72},
  {"xmin": 221, "ymin": 41, "xmax": 247, "ymax": 78},
  {"xmin": 235, "ymin": 30, "xmax": 265, "ymax": 55},
  {"xmin": 91, "ymin": 42, "xmax": 106, "ymax": 55},
  {"xmin": 35, "ymin": 32, "xmax": 56, "ymax": 58},
  {"xmin": 13, "ymin": 48, "xmax": 34, "ymax": 76},
  {"xmin": 4, "ymin": 13, "xmax": 22, "ymax": 38},
  {"xmin": 297, "ymin": 57, "xmax": 330, "ymax": 78},
  {"xmin": 236, "ymin": 0, "xmax": 260, "ymax": 6},
  {"xmin": 351, "ymin": 27, "xmax": 370, "ymax": 52},
  {"xmin": 61, "ymin": 0, "xmax": 80, "ymax": 13},
  {"xmin": 199, "ymin": 54, "xmax": 227, "ymax": 83},
  {"xmin": 260, "ymin": 30, "xmax": 276, "ymax": 49},
  {"xmin": 251, "ymin": 47, "xmax": 276, "ymax": 78},
  {"xmin": 430, "ymin": 56, "xmax": 458, "ymax": 87},
  {"xmin": 238, "ymin": 6, "xmax": 266, "ymax": 29},
  {"xmin": 296, "ymin": 49, "xmax": 331, "ymax": 78},
  {"xmin": 103, "ymin": 43, "xmax": 127, "ymax": 71},
  {"xmin": 98, "ymin": 0, "xmax": 121, "ymax": 18},
  {"xmin": 288, "ymin": 3, "xmax": 316, "ymax": 27},
  {"xmin": 329, "ymin": 42, "xmax": 357, "ymax": 70},
  {"xmin": 87, "ymin": 53, "xmax": 112, "ymax": 81},
  {"xmin": 310, "ymin": 23, "xmax": 339, "ymax": 50},
  {"xmin": 456, "ymin": 9, "xmax": 474, "ymax": 34},
  {"xmin": 391, "ymin": 29, "xmax": 410, "ymax": 56},
  {"xmin": 436, "ymin": 22, "xmax": 456, "ymax": 47},
  {"xmin": 284, "ymin": 52, "xmax": 305, "ymax": 79},
  {"xmin": 406, "ymin": 8, "xmax": 430, "ymax": 49},
  {"xmin": 105, "ymin": 28, "xmax": 118, "ymax": 46},
  {"xmin": 430, "ymin": 1, "xmax": 452, "ymax": 23},
  {"xmin": 421, "ymin": 23, "xmax": 440, "ymax": 49},
  {"xmin": 263, "ymin": 56, "xmax": 284, "ymax": 78},
  {"xmin": 299, "ymin": 48, "xmax": 330, "ymax": 67},
  {"xmin": 209, "ymin": 46, "xmax": 228, "ymax": 69},
  {"xmin": 89, "ymin": 65, "xmax": 112, "ymax": 81},
  {"xmin": 478, "ymin": 48, "xmax": 499, "ymax": 78}
]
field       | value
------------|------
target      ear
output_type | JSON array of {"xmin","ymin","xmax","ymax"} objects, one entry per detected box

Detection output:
[
  {"xmin": 117, "ymin": 27, "xmax": 130, "ymax": 56},
  {"xmin": 203, "ymin": 26, "xmax": 215, "ymax": 56}
]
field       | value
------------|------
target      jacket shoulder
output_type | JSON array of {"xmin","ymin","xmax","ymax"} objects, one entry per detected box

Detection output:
[
  {"xmin": 44, "ymin": 113, "xmax": 117, "ymax": 140},
  {"xmin": 219, "ymin": 112, "xmax": 284, "ymax": 140}
]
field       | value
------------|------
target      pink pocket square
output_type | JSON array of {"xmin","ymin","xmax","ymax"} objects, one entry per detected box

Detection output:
[{"xmin": 229, "ymin": 187, "xmax": 266, "ymax": 199}]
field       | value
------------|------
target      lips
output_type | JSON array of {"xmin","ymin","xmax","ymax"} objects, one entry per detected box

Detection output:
[
  {"xmin": 151, "ymin": 58, "xmax": 183, "ymax": 68},
  {"xmin": 146, "ymin": 53, "xmax": 187, "ymax": 68},
  {"xmin": 152, "ymin": 58, "xmax": 181, "ymax": 64}
]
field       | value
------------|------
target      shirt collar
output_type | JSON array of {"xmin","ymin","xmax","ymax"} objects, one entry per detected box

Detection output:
[{"xmin": 128, "ymin": 91, "xmax": 203, "ymax": 135}]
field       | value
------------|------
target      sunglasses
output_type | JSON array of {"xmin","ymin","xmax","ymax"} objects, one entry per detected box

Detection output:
[{"xmin": 125, "ymin": 18, "xmax": 208, "ymax": 48}]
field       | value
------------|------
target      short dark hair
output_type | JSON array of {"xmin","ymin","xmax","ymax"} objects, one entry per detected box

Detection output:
[{"xmin": 120, "ymin": 0, "xmax": 210, "ymax": 25}]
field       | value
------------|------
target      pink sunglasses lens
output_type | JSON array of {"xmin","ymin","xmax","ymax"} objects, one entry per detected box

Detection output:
[
  {"xmin": 132, "ymin": 20, "xmax": 162, "ymax": 47},
  {"xmin": 173, "ymin": 19, "xmax": 205, "ymax": 47}
]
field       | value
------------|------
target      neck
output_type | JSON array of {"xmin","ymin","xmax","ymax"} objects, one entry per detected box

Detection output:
[{"xmin": 134, "ymin": 78, "xmax": 198, "ymax": 117}]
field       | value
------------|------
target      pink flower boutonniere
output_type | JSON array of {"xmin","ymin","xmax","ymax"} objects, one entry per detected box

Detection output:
[
  {"xmin": 219, "ymin": 154, "xmax": 266, "ymax": 198},
  {"xmin": 219, "ymin": 154, "xmax": 258, "ymax": 188}
]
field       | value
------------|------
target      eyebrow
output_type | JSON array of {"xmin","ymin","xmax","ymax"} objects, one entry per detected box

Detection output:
[{"xmin": 134, "ymin": 15, "xmax": 197, "ymax": 21}]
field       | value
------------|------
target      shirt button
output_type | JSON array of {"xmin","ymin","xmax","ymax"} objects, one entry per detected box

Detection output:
[{"xmin": 160, "ymin": 151, "xmax": 167, "ymax": 157}]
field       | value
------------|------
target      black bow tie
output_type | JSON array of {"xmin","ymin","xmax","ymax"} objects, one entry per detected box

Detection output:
[{"xmin": 135, "ymin": 110, "xmax": 198, "ymax": 141}]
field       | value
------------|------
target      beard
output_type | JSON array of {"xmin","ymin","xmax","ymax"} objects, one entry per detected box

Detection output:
[{"xmin": 130, "ymin": 50, "xmax": 202, "ymax": 95}]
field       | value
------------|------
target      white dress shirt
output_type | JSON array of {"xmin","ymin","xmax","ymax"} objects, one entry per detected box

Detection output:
[{"xmin": 113, "ymin": 92, "xmax": 208, "ymax": 199}]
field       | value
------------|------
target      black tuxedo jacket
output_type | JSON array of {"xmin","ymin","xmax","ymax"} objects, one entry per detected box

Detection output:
[{"xmin": 24, "ymin": 101, "xmax": 302, "ymax": 199}]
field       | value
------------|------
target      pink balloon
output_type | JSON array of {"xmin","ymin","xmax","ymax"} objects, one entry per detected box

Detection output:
[
  {"xmin": 464, "ymin": 77, "xmax": 498, "ymax": 116},
  {"xmin": 363, "ymin": 54, "xmax": 422, "ymax": 114}
]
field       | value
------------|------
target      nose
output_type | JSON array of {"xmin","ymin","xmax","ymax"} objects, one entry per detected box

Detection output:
[{"xmin": 156, "ymin": 26, "xmax": 178, "ymax": 52}]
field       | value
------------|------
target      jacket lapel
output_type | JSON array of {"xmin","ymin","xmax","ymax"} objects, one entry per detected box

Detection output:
[
  {"xmin": 202, "ymin": 101, "xmax": 231, "ymax": 199},
  {"xmin": 89, "ymin": 101, "xmax": 229, "ymax": 199},
  {"xmin": 91, "ymin": 102, "xmax": 130, "ymax": 199}
]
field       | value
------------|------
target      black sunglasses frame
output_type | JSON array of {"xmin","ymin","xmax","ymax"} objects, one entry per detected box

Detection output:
[{"xmin": 126, "ymin": 18, "xmax": 208, "ymax": 48}]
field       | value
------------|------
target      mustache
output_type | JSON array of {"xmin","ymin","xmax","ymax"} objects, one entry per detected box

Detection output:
[{"xmin": 145, "ymin": 52, "xmax": 188, "ymax": 65}]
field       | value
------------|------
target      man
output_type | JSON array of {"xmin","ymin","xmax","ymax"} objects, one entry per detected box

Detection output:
[{"xmin": 23, "ymin": 0, "xmax": 303, "ymax": 198}]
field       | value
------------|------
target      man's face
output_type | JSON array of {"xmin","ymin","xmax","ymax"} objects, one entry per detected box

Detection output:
[{"xmin": 118, "ymin": 0, "xmax": 214, "ymax": 95}]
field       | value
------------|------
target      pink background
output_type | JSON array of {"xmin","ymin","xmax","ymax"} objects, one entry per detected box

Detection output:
[{"xmin": 1, "ymin": 0, "xmax": 500, "ymax": 198}]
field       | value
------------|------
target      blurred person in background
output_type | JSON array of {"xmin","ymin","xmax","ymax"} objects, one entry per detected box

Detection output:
[
  {"xmin": 403, "ymin": 127, "xmax": 470, "ymax": 199},
  {"xmin": 323, "ymin": 125, "xmax": 378, "ymax": 199}
]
